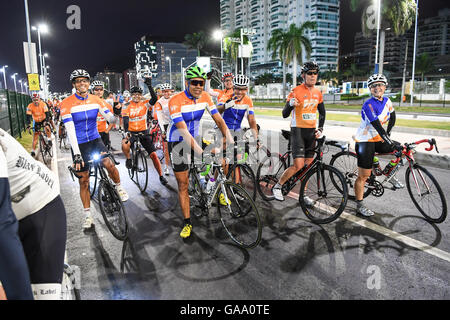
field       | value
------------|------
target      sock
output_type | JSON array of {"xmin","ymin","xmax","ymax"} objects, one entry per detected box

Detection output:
[
  {"xmin": 184, "ymin": 218, "xmax": 191, "ymax": 225},
  {"xmin": 356, "ymin": 200, "xmax": 364, "ymax": 208},
  {"xmin": 84, "ymin": 208, "xmax": 91, "ymax": 219}
]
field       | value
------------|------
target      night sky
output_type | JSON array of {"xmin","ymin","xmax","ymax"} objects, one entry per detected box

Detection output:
[{"xmin": 0, "ymin": 0, "xmax": 447, "ymax": 92}]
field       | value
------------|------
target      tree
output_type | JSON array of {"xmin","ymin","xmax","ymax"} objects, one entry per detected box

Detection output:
[
  {"xmin": 320, "ymin": 66, "xmax": 339, "ymax": 87},
  {"xmin": 415, "ymin": 53, "xmax": 434, "ymax": 81},
  {"xmin": 267, "ymin": 28, "xmax": 289, "ymax": 97},
  {"xmin": 281, "ymin": 22, "xmax": 316, "ymax": 88},
  {"xmin": 351, "ymin": 0, "xmax": 417, "ymax": 74},
  {"xmin": 184, "ymin": 31, "xmax": 208, "ymax": 56},
  {"xmin": 342, "ymin": 63, "xmax": 365, "ymax": 83},
  {"xmin": 223, "ymin": 29, "xmax": 251, "ymax": 74},
  {"xmin": 255, "ymin": 73, "xmax": 275, "ymax": 85}
]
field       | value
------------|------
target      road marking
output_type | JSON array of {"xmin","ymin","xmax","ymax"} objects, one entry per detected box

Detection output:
[{"xmin": 286, "ymin": 190, "xmax": 450, "ymax": 263}]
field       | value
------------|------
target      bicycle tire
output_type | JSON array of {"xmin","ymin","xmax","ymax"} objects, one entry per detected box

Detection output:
[
  {"xmin": 98, "ymin": 180, "xmax": 129, "ymax": 240},
  {"xmin": 128, "ymin": 148, "xmax": 135, "ymax": 180},
  {"xmin": 38, "ymin": 135, "xmax": 48, "ymax": 165},
  {"xmin": 227, "ymin": 163, "xmax": 257, "ymax": 201},
  {"xmin": 256, "ymin": 153, "xmax": 287, "ymax": 201},
  {"xmin": 299, "ymin": 164, "xmax": 348, "ymax": 224},
  {"xmin": 120, "ymin": 238, "xmax": 140, "ymax": 273},
  {"xmin": 135, "ymin": 150, "xmax": 148, "ymax": 192},
  {"xmin": 216, "ymin": 181, "xmax": 262, "ymax": 248},
  {"xmin": 188, "ymin": 169, "xmax": 207, "ymax": 217},
  {"xmin": 329, "ymin": 151, "xmax": 371, "ymax": 200},
  {"xmin": 405, "ymin": 164, "xmax": 447, "ymax": 223}
]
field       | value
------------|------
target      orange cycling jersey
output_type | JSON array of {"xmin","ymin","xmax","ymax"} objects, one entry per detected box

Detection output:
[
  {"xmin": 26, "ymin": 101, "xmax": 49, "ymax": 122},
  {"xmin": 96, "ymin": 101, "xmax": 114, "ymax": 133},
  {"xmin": 287, "ymin": 83, "xmax": 323, "ymax": 128},
  {"xmin": 214, "ymin": 88, "xmax": 233, "ymax": 102},
  {"xmin": 122, "ymin": 101, "xmax": 150, "ymax": 132}
]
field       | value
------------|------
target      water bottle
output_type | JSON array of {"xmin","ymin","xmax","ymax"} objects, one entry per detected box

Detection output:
[
  {"xmin": 383, "ymin": 158, "xmax": 400, "ymax": 176},
  {"xmin": 205, "ymin": 178, "xmax": 216, "ymax": 194},
  {"xmin": 372, "ymin": 156, "xmax": 382, "ymax": 176},
  {"xmin": 199, "ymin": 176, "xmax": 207, "ymax": 190}
]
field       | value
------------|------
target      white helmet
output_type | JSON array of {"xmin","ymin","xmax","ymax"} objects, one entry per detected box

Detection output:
[
  {"xmin": 367, "ymin": 74, "xmax": 388, "ymax": 87},
  {"xmin": 123, "ymin": 90, "xmax": 130, "ymax": 98},
  {"xmin": 233, "ymin": 74, "xmax": 250, "ymax": 88},
  {"xmin": 91, "ymin": 80, "xmax": 104, "ymax": 88},
  {"xmin": 70, "ymin": 69, "xmax": 90, "ymax": 82},
  {"xmin": 160, "ymin": 83, "xmax": 172, "ymax": 91}
]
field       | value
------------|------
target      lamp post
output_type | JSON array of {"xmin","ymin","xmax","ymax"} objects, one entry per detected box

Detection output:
[
  {"xmin": 181, "ymin": 57, "xmax": 185, "ymax": 91},
  {"xmin": 1, "ymin": 65, "xmax": 7, "ymax": 89},
  {"xmin": 106, "ymin": 76, "xmax": 110, "ymax": 91},
  {"xmin": 127, "ymin": 72, "xmax": 131, "ymax": 89},
  {"xmin": 166, "ymin": 56, "xmax": 172, "ymax": 86},
  {"xmin": 374, "ymin": 0, "xmax": 382, "ymax": 73},
  {"xmin": 42, "ymin": 53, "xmax": 49, "ymax": 98},
  {"xmin": 119, "ymin": 76, "xmax": 122, "ymax": 92},
  {"xmin": 410, "ymin": 0, "xmax": 419, "ymax": 106},
  {"xmin": 19, "ymin": 79, "xmax": 23, "ymax": 93},
  {"xmin": 11, "ymin": 73, "xmax": 18, "ymax": 92},
  {"xmin": 213, "ymin": 30, "xmax": 224, "ymax": 76}
]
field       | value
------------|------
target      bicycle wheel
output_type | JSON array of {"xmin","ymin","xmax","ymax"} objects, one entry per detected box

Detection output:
[
  {"xmin": 188, "ymin": 169, "xmax": 206, "ymax": 217},
  {"xmin": 39, "ymin": 135, "xmax": 49, "ymax": 165},
  {"xmin": 405, "ymin": 164, "xmax": 447, "ymax": 223},
  {"xmin": 330, "ymin": 151, "xmax": 371, "ymax": 200},
  {"xmin": 98, "ymin": 180, "xmax": 128, "ymax": 240},
  {"xmin": 61, "ymin": 264, "xmax": 81, "ymax": 300},
  {"xmin": 216, "ymin": 181, "xmax": 262, "ymax": 248},
  {"xmin": 135, "ymin": 150, "xmax": 148, "ymax": 192},
  {"xmin": 89, "ymin": 166, "xmax": 98, "ymax": 199},
  {"xmin": 299, "ymin": 164, "xmax": 348, "ymax": 224},
  {"xmin": 128, "ymin": 148, "xmax": 135, "ymax": 180},
  {"xmin": 256, "ymin": 153, "xmax": 287, "ymax": 201},
  {"xmin": 120, "ymin": 238, "xmax": 140, "ymax": 273},
  {"xmin": 227, "ymin": 164, "xmax": 257, "ymax": 201}
]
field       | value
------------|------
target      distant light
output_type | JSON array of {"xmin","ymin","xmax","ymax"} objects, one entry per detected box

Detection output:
[
  {"xmin": 213, "ymin": 30, "xmax": 223, "ymax": 40},
  {"xmin": 39, "ymin": 24, "xmax": 49, "ymax": 34}
]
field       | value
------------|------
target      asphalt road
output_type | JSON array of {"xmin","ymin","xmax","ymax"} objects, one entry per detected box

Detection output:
[{"xmin": 57, "ymin": 128, "xmax": 450, "ymax": 300}]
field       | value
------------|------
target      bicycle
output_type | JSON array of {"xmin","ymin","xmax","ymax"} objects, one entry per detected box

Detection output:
[
  {"xmin": 58, "ymin": 121, "xmax": 69, "ymax": 150},
  {"xmin": 256, "ymin": 131, "xmax": 348, "ymax": 224},
  {"xmin": 121, "ymin": 130, "xmax": 149, "ymax": 193},
  {"xmin": 29, "ymin": 122, "xmax": 53, "ymax": 165},
  {"xmin": 188, "ymin": 156, "xmax": 262, "ymax": 248},
  {"xmin": 330, "ymin": 138, "xmax": 447, "ymax": 223},
  {"xmin": 149, "ymin": 120, "xmax": 165, "ymax": 162},
  {"xmin": 68, "ymin": 152, "xmax": 129, "ymax": 240},
  {"xmin": 61, "ymin": 262, "xmax": 81, "ymax": 300}
]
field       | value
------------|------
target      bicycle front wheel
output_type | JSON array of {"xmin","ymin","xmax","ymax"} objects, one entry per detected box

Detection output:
[
  {"xmin": 98, "ymin": 180, "xmax": 128, "ymax": 240},
  {"xmin": 299, "ymin": 164, "xmax": 348, "ymax": 224},
  {"xmin": 405, "ymin": 164, "xmax": 447, "ymax": 223},
  {"xmin": 135, "ymin": 150, "xmax": 148, "ymax": 192},
  {"xmin": 227, "ymin": 164, "xmax": 257, "ymax": 201},
  {"xmin": 216, "ymin": 181, "xmax": 262, "ymax": 248},
  {"xmin": 256, "ymin": 153, "xmax": 287, "ymax": 201}
]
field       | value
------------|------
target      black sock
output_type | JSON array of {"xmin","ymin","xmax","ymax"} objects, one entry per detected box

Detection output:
[
  {"xmin": 356, "ymin": 200, "xmax": 363, "ymax": 208},
  {"xmin": 184, "ymin": 218, "xmax": 191, "ymax": 225}
]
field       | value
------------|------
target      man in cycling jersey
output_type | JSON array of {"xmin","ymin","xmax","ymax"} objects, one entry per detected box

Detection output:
[
  {"xmin": 154, "ymin": 83, "xmax": 174, "ymax": 175},
  {"xmin": 205, "ymin": 71, "xmax": 234, "ymax": 103},
  {"xmin": 0, "ymin": 128, "xmax": 67, "ymax": 300},
  {"xmin": 272, "ymin": 61, "xmax": 326, "ymax": 203},
  {"xmin": 26, "ymin": 92, "xmax": 56, "ymax": 158},
  {"xmin": 354, "ymin": 74, "xmax": 402, "ymax": 217},
  {"xmin": 91, "ymin": 80, "xmax": 115, "ymax": 150},
  {"xmin": 168, "ymin": 66, "xmax": 233, "ymax": 239},
  {"xmin": 61, "ymin": 69, "xmax": 129, "ymax": 230},
  {"xmin": 121, "ymin": 79, "xmax": 168, "ymax": 186}
]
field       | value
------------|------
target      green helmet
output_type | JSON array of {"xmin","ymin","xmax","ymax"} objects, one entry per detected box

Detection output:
[{"xmin": 185, "ymin": 66, "xmax": 207, "ymax": 80}]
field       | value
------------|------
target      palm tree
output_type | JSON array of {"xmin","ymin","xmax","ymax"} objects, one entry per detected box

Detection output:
[
  {"xmin": 223, "ymin": 29, "xmax": 251, "ymax": 74},
  {"xmin": 320, "ymin": 66, "xmax": 339, "ymax": 87},
  {"xmin": 184, "ymin": 31, "xmax": 208, "ymax": 56},
  {"xmin": 343, "ymin": 63, "xmax": 365, "ymax": 84},
  {"xmin": 281, "ymin": 22, "xmax": 316, "ymax": 88},
  {"xmin": 267, "ymin": 28, "xmax": 289, "ymax": 97},
  {"xmin": 415, "ymin": 53, "xmax": 434, "ymax": 81},
  {"xmin": 351, "ymin": 0, "xmax": 416, "ymax": 74}
]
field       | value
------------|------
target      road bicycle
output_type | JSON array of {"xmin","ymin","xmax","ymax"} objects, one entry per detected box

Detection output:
[
  {"xmin": 121, "ymin": 130, "xmax": 149, "ymax": 193},
  {"xmin": 256, "ymin": 130, "xmax": 348, "ymax": 224},
  {"xmin": 29, "ymin": 122, "xmax": 53, "ymax": 165},
  {"xmin": 149, "ymin": 120, "xmax": 165, "ymax": 162},
  {"xmin": 330, "ymin": 138, "xmax": 447, "ymax": 223},
  {"xmin": 68, "ymin": 152, "xmax": 129, "ymax": 240}
]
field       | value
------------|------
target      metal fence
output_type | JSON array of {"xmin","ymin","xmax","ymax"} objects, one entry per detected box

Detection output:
[{"xmin": 0, "ymin": 89, "xmax": 31, "ymax": 138}]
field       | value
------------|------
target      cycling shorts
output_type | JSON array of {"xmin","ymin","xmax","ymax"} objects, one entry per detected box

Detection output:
[
  {"xmin": 127, "ymin": 131, "xmax": 156, "ymax": 156},
  {"xmin": 290, "ymin": 127, "xmax": 316, "ymax": 159},
  {"xmin": 33, "ymin": 121, "xmax": 48, "ymax": 133},
  {"xmin": 100, "ymin": 132, "xmax": 110, "ymax": 148},
  {"xmin": 168, "ymin": 140, "xmax": 210, "ymax": 172},
  {"xmin": 70, "ymin": 138, "xmax": 107, "ymax": 172},
  {"xmin": 355, "ymin": 141, "xmax": 397, "ymax": 169}
]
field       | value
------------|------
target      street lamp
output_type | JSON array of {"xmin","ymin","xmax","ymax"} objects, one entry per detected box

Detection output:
[
  {"xmin": 166, "ymin": 56, "xmax": 172, "ymax": 86},
  {"xmin": 32, "ymin": 24, "xmax": 49, "ymax": 98},
  {"xmin": 11, "ymin": 73, "xmax": 18, "ymax": 92},
  {"xmin": 213, "ymin": 29, "xmax": 224, "ymax": 77},
  {"xmin": 106, "ymin": 76, "xmax": 110, "ymax": 91},
  {"xmin": 1, "ymin": 65, "xmax": 8, "ymax": 89},
  {"xmin": 19, "ymin": 79, "xmax": 23, "ymax": 93},
  {"xmin": 410, "ymin": 0, "xmax": 419, "ymax": 105},
  {"xmin": 374, "ymin": 0, "xmax": 382, "ymax": 73},
  {"xmin": 181, "ymin": 57, "xmax": 185, "ymax": 91},
  {"xmin": 119, "ymin": 76, "xmax": 122, "ymax": 92}
]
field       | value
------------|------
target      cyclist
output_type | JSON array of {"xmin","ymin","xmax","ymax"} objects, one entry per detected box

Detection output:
[
  {"xmin": 91, "ymin": 80, "xmax": 115, "ymax": 150},
  {"xmin": 272, "ymin": 61, "xmax": 326, "ymax": 202},
  {"xmin": 61, "ymin": 69, "xmax": 129, "ymax": 230},
  {"xmin": 0, "ymin": 128, "xmax": 67, "ymax": 300},
  {"xmin": 26, "ymin": 92, "xmax": 55, "ymax": 158},
  {"xmin": 205, "ymin": 71, "xmax": 234, "ymax": 104},
  {"xmin": 121, "ymin": 80, "xmax": 169, "ymax": 186},
  {"xmin": 168, "ymin": 65, "xmax": 233, "ymax": 239},
  {"xmin": 154, "ymin": 83, "xmax": 174, "ymax": 175},
  {"xmin": 353, "ymin": 74, "xmax": 402, "ymax": 217},
  {"xmin": 217, "ymin": 74, "xmax": 259, "ymax": 174}
]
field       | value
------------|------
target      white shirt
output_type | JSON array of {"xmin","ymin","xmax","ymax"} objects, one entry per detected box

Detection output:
[{"xmin": 0, "ymin": 128, "xmax": 60, "ymax": 220}]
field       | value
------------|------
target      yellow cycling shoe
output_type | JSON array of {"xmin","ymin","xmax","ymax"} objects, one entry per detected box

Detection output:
[
  {"xmin": 180, "ymin": 224, "xmax": 193, "ymax": 238},
  {"xmin": 219, "ymin": 193, "xmax": 231, "ymax": 206}
]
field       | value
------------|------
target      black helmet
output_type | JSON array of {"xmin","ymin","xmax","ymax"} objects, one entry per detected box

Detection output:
[
  {"xmin": 130, "ymin": 86, "xmax": 143, "ymax": 94},
  {"xmin": 301, "ymin": 61, "xmax": 320, "ymax": 73}
]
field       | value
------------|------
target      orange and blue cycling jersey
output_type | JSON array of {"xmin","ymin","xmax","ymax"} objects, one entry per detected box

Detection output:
[
  {"xmin": 355, "ymin": 97, "xmax": 394, "ymax": 143},
  {"xmin": 26, "ymin": 101, "xmax": 48, "ymax": 122},
  {"xmin": 121, "ymin": 101, "xmax": 150, "ymax": 132},
  {"xmin": 168, "ymin": 90, "xmax": 218, "ymax": 142},
  {"xmin": 213, "ymin": 88, "xmax": 233, "ymax": 102},
  {"xmin": 96, "ymin": 100, "xmax": 114, "ymax": 133},
  {"xmin": 287, "ymin": 83, "xmax": 323, "ymax": 128},
  {"xmin": 60, "ymin": 93, "xmax": 112, "ymax": 144},
  {"xmin": 218, "ymin": 92, "xmax": 254, "ymax": 131}
]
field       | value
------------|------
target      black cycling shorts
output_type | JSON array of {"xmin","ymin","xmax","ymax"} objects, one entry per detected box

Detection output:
[
  {"xmin": 355, "ymin": 141, "xmax": 396, "ymax": 169},
  {"xmin": 71, "ymin": 137, "xmax": 108, "ymax": 172},
  {"xmin": 33, "ymin": 121, "xmax": 47, "ymax": 133},
  {"xmin": 127, "ymin": 130, "xmax": 157, "ymax": 156},
  {"xmin": 18, "ymin": 195, "xmax": 67, "ymax": 284},
  {"xmin": 99, "ymin": 131, "xmax": 110, "ymax": 148},
  {"xmin": 290, "ymin": 127, "xmax": 316, "ymax": 159},
  {"xmin": 168, "ymin": 139, "xmax": 210, "ymax": 172}
]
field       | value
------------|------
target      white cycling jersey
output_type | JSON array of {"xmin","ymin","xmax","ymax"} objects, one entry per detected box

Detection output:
[{"xmin": 0, "ymin": 128, "xmax": 59, "ymax": 220}]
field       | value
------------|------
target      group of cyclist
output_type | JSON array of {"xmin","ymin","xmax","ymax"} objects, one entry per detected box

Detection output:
[{"xmin": 1, "ymin": 58, "xmax": 405, "ymax": 299}]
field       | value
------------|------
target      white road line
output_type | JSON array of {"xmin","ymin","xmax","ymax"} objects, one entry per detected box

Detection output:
[{"xmin": 286, "ymin": 190, "xmax": 450, "ymax": 263}]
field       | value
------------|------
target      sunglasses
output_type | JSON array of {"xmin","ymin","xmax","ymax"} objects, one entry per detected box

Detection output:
[
  {"xmin": 306, "ymin": 71, "xmax": 318, "ymax": 75},
  {"xmin": 74, "ymin": 79, "xmax": 89, "ymax": 84},
  {"xmin": 370, "ymin": 83, "xmax": 385, "ymax": 89},
  {"xmin": 94, "ymin": 87, "xmax": 104, "ymax": 91},
  {"xmin": 190, "ymin": 80, "xmax": 205, "ymax": 87}
]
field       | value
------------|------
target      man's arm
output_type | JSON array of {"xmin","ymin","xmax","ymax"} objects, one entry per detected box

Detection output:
[
  {"xmin": 386, "ymin": 111, "xmax": 396, "ymax": 136},
  {"xmin": 144, "ymin": 77, "xmax": 158, "ymax": 105},
  {"xmin": 317, "ymin": 102, "xmax": 326, "ymax": 132}
]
